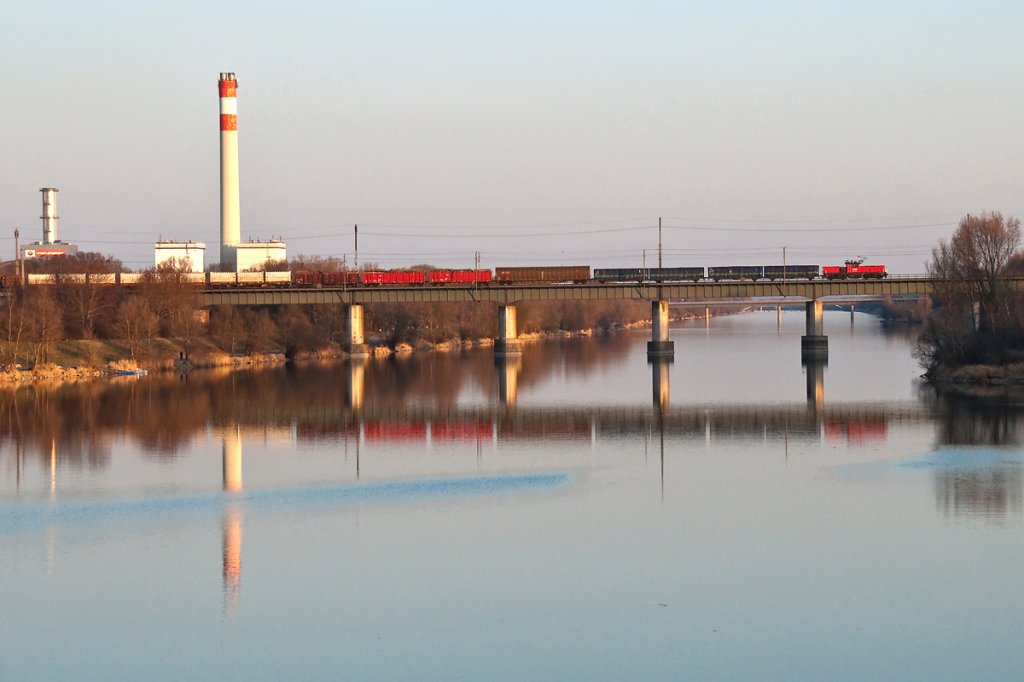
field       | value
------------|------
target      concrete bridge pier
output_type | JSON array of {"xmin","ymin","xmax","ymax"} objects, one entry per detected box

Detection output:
[
  {"xmin": 495, "ymin": 305, "xmax": 523, "ymax": 356},
  {"xmin": 345, "ymin": 357, "xmax": 368, "ymax": 410},
  {"xmin": 650, "ymin": 357, "xmax": 671, "ymax": 411},
  {"xmin": 647, "ymin": 300, "xmax": 675, "ymax": 358},
  {"xmin": 344, "ymin": 304, "xmax": 369, "ymax": 356},
  {"xmin": 800, "ymin": 300, "xmax": 828, "ymax": 360},
  {"xmin": 496, "ymin": 355, "xmax": 522, "ymax": 406}
]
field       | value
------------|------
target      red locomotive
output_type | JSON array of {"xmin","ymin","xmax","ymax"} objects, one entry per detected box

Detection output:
[{"xmin": 822, "ymin": 259, "xmax": 887, "ymax": 280}]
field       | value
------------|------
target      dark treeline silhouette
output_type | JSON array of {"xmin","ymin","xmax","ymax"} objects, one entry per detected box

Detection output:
[{"xmin": 917, "ymin": 212, "xmax": 1024, "ymax": 375}]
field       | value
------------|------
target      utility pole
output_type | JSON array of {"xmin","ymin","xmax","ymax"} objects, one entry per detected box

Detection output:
[
  {"xmin": 354, "ymin": 224, "xmax": 359, "ymax": 271},
  {"xmin": 13, "ymin": 228, "xmax": 20, "ymax": 282},
  {"xmin": 658, "ymin": 217, "xmax": 663, "ymax": 269},
  {"xmin": 642, "ymin": 248, "xmax": 646, "ymax": 271},
  {"xmin": 782, "ymin": 246, "xmax": 787, "ymax": 289}
]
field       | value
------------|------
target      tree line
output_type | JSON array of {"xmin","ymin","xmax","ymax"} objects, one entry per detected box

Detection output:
[{"xmin": 0, "ymin": 255, "xmax": 657, "ymax": 367}]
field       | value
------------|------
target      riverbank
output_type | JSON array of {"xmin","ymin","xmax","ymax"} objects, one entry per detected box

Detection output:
[{"xmin": 0, "ymin": 308, "xmax": 737, "ymax": 386}]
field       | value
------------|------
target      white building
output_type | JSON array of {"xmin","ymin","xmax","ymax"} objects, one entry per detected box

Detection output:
[
  {"xmin": 154, "ymin": 241, "xmax": 206, "ymax": 272},
  {"xmin": 233, "ymin": 240, "xmax": 287, "ymax": 271}
]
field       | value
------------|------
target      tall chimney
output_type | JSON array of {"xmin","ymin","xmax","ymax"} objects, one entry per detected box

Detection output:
[
  {"xmin": 219, "ymin": 73, "xmax": 240, "ymax": 267},
  {"xmin": 40, "ymin": 188, "xmax": 58, "ymax": 244}
]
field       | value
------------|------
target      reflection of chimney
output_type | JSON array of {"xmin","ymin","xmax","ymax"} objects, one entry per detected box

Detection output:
[
  {"xmin": 40, "ymin": 188, "xmax": 58, "ymax": 244},
  {"xmin": 222, "ymin": 505, "xmax": 243, "ymax": 620},
  {"xmin": 222, "ymin": 427, "xmax": 242, "ymax": 493},
  {"xmin": 218, "ymin": 72, "xmax": 240, "ymax": 267}
]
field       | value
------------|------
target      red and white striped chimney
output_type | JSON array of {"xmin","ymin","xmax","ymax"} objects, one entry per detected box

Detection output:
[{"xmin": 219, "ymin": 72, "xmax": 240, "ymax": 267}]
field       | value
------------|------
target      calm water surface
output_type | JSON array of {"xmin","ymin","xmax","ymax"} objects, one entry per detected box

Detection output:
[{"xmin": 2, "ymin": 311, "xmax": 1023, "ymax": 681}]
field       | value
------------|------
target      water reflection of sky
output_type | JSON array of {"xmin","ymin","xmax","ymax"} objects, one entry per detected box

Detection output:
[{"xmin": 3, "ymin": 312, "xmax": 1024, "ymax": 680}]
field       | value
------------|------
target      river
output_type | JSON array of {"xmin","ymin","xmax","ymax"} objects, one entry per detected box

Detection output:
[{"xmin": 2, "ymin": 310, "xmax": 1023, "ymax": 680}]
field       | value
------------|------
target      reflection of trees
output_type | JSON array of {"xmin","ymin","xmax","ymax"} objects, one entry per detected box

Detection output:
[
  {"xmin": 921, "ymin": 386, "xmax": 1024, "ymax": 519},
  {"xmin": 936, "ymin": 468, "xmax": 1023, "ymax": 519},
  {"xmin": 924, "ymin": 387, "xmax": 1024, "ymax": 446}
]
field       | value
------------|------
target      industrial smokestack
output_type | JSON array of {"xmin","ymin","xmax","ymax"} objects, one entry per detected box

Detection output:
[
  {"xmin": 219, "ymin": 72, "xmax": 241, "ymax": 267},
  {"xmin": 40, "ymin": 188, "xmax": 58, "ymax": 244}
]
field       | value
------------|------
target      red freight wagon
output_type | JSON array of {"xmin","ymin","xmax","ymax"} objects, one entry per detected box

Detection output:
[
  {"xmin": 428, "ymin": 269, "xmax": 492, "ymax": 285},
  {"xmin": 321, "ymin": 271, "xmax": 360, "ymax": 286},
  {"xmin": 361, "ymin": 270, "xmax": 426, "ymax": 286},
  {"xmin": 293, "ymin": 271, "xmax": 321, "ymax": 286}
]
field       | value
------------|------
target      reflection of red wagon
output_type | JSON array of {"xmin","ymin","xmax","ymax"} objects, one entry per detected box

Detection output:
[
  {"xmin": 826, "ymin": 420, "xmax": 888, "ymax": 444},
  {"xmin": 822, "ymin": 258, "xmax": 887, "ymax": 279}
]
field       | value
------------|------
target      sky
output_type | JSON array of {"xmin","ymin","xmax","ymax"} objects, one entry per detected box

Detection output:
[{"xmin": 2, "ymin": 0, "xmax": 1022, "ymax": 273}]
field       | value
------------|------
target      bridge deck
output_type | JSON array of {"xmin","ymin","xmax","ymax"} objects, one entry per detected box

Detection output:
[{"xmin": 203, "ymin": 277, "xmax": 942, "ymax": 306}]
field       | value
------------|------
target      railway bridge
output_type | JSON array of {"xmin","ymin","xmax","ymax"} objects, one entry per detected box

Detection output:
[{"xmin": 202, "ymin": 276, "xmax": 948, "ymax": 360}]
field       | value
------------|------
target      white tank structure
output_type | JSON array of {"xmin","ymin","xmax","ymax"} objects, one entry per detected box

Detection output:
[
  {"xmin": 40, "ymin": 188, "xmax": 58, "ymax": 244},
  {"xmin": 219, "ymin": 72, "xmax": 241, "ymax": 268}
]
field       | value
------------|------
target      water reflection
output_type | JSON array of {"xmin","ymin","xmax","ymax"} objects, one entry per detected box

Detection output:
[
  {"xmin": 496, "ymin": 355, "xmax": 521, "ymax": 406},
  {"xmin": 935, "ymin": 467, "xmax": 1023, "ymax": 520},
  {"xmin": 928, "ymin": 388, "xmax": 1024, "ymax": 519},
  {"xmin": 221, "ymin": 427, "xmax": 244, "ymax": 619}
]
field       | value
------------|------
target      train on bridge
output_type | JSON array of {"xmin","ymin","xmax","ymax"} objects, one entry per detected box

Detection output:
[{"xmin": 0, "ymin": 259, "xmax": 886, "ymax": 289}]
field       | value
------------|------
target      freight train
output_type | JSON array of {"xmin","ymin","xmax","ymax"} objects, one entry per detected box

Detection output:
[{"xmin": 0, "ymin": 260, "xmax": 886, "ymax": 289}]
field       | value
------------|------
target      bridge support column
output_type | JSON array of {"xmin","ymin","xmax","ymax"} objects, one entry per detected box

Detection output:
[
  {"xmin": 495, "ymin": 305, "xmax": 523, "ymax": 356},
  {"xmin": 344, "ymin": 304, "xmax": 369, "ymax": 356},
  {"xmin": 800, "ymin": 300, "xmax": 828, "ymax": 360},
  {"xmin": 650, "ymin": 357, "xmax": 671, "ymax": 411},
  {"xmin": 647, "ymin": 300, "xmax": 675, "ymax": 357},
  {"xmin": 496, "ymin": 355, "xmax": 522, "ymax": 406}
]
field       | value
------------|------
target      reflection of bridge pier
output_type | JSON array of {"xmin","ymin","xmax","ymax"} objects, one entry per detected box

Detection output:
[
  {"xmin": 803, "ymin": 358, "xmax": 826, "ymax": 413},
  {"xmin": 344, "ymin": 304, "xmax": 369, "ymax": 356},
  {"xmin": 496, "ymin": 354, "xmax": 522, "ymax": 406},
  {"xmin": 650, "ymin": 358, "xmax": 671, "ymax": 411},
  {"xmin": 345, "ymin": 357, "xmax": 368, "ymax": 410},
  {"xmin": 647, "ymin": 299, "xmax": 675, "ymax": 358},
  {"xmin": 801, "ymin": 299, "xmax": 828, "ymax": 360},
  {"xmin": 495, "ymin": 305, "xmax": 523, "ymax": 356}
]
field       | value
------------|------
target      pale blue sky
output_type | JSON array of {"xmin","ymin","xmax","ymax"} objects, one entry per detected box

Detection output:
[{"xmin": 2, "ymin": 1, "xmax": 1022, "ymax": 271}]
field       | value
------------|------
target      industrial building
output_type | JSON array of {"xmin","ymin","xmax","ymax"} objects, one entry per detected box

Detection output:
[
  {"xmin": 20, "ymin": 188, "xmax": 80, "ymax": 260},
  {"xmin": 154, "ymin": 241, "xmax": 206, "ymax": 272}
]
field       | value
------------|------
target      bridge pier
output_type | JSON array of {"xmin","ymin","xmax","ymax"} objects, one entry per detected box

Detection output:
[
  {"xmin": 496, "ymin": 355, "xmax": 522, "ymax": 406},
  {"xmin": 344, "ymin": 304, "xmax": 369, "ymax": 356},
  {"xmin": 495, "ymin": 305, "xmax": 523, "ymax": 356},
  {"xmin": 647, "ymin": 300, "xmax": 675, "ymax": 357},
  {"xmin": 800, "ymin": 300, "xmax": 828, "ymax": 360}
]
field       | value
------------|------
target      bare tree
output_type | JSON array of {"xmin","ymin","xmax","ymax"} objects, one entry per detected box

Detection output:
[
  {"xmin": 118, "ymin": 297, "xmax": 159, "ymax": 362},
  {"xmin": 919, "ymin": 212, "xmax": 1024, "ymax": 372}
]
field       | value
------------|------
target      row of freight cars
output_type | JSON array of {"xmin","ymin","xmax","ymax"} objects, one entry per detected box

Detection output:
[
  {"xmin": 591, "ymin": 260, "xmax": 887, "ymax": 282},
  {"xmin": 2, "ymin": 260, "xmax": 886, "ymax": 289}
]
